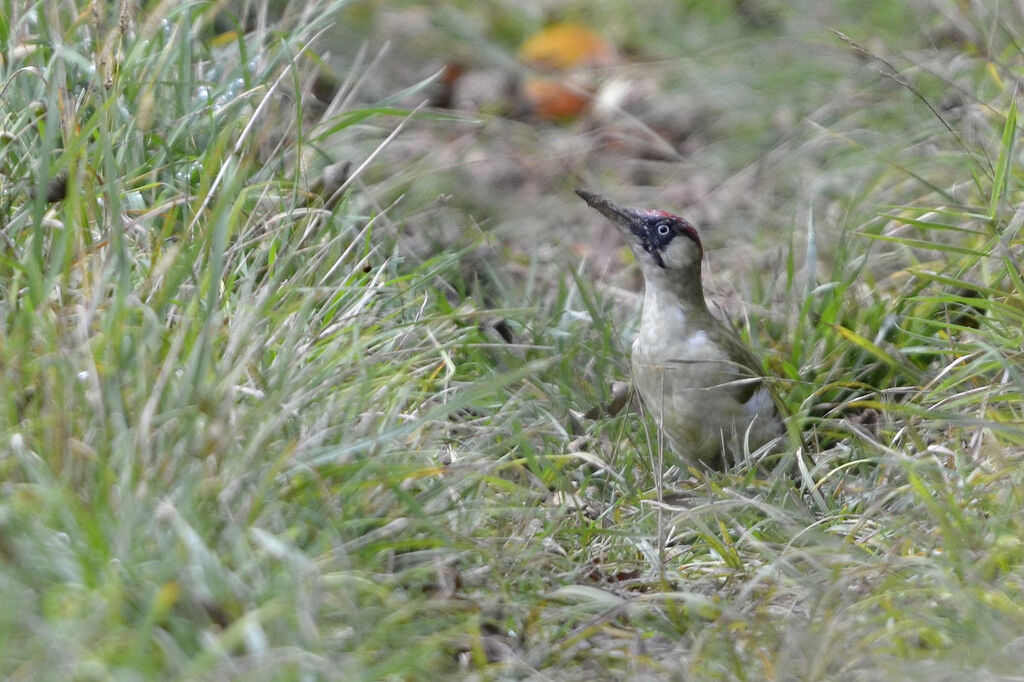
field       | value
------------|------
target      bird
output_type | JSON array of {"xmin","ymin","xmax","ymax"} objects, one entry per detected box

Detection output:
[{"xmin": 576, "ymin": 188, "xmax": 784, "ymax": 470}]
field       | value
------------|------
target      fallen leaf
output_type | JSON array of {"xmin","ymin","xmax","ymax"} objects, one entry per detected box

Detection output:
[
  {"xmin": 521, "ymin": 77, "xmax": 591, "ymax": 120},
  {"xmin": 519, "ymin": 22, "xmax": 615, "ymax": 70}
]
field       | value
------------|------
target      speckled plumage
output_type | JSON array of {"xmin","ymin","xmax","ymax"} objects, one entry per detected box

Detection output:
[{"xmin": 577, "ymin": 189, "xmax": 783, "ymax": 470}]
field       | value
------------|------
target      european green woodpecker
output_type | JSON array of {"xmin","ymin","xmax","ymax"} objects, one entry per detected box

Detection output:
[{"xmin": 576, "ymin": 188, "xmax": 784, "ymax": 470}]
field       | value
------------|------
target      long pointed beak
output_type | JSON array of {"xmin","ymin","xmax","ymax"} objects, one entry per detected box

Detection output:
[{"xmin": 575, "ymin": 188, "xmax": 640, "ymax": 236}]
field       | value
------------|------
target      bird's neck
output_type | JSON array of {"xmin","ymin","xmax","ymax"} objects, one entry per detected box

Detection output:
[{"xmin": 641, "ymin": 266, "xmax": 709, "ymax": 329}]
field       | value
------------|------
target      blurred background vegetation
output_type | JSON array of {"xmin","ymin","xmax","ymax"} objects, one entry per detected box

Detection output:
[{"xmin": 1, "ymin": 0, "xmax": 1022, "ymax": 679}]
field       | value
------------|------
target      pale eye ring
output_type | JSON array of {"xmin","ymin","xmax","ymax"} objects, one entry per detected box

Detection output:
[{"xmin": 657, "ymin": 223, "xmax": 671, "ymax": 236}]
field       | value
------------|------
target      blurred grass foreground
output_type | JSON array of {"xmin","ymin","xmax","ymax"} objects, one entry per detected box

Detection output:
[{"xmin": 2, "ymin": 1, "xmax": 1024, "ymax": 679}]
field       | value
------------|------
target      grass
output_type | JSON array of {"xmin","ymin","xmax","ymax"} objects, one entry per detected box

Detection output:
[{"xmin": 2, "ymin": 0, "xmax": 1024, "ymax": 679}]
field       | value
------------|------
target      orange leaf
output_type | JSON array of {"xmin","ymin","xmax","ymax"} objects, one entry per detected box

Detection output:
[{"xmin": 519, "ymin": 22, "xmax": 614, "ymax": 70}]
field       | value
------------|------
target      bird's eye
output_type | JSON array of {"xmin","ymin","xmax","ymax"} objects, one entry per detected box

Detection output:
[{"xmin": 657, "ymin": 223, "xmax": 671, "ymax": 236}]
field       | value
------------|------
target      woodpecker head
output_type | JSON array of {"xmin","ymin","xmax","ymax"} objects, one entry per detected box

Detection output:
[{"xmin": 576, "ymin": 188, "xmax": 704, "ymax": 299}]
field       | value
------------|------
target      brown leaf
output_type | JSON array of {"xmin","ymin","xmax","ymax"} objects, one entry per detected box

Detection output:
[{"xmin": 521, "ymin": 77, "xmax": 591, "ymax": 120}]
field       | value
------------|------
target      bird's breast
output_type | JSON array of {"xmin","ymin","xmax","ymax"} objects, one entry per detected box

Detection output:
[
  {"xmin": 630, "ymin": 305, "xmax": 778, "ymax": 465},
  {"xmin": 632, "ymin": 312, "xmax": 727, "ymax": 371}
]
